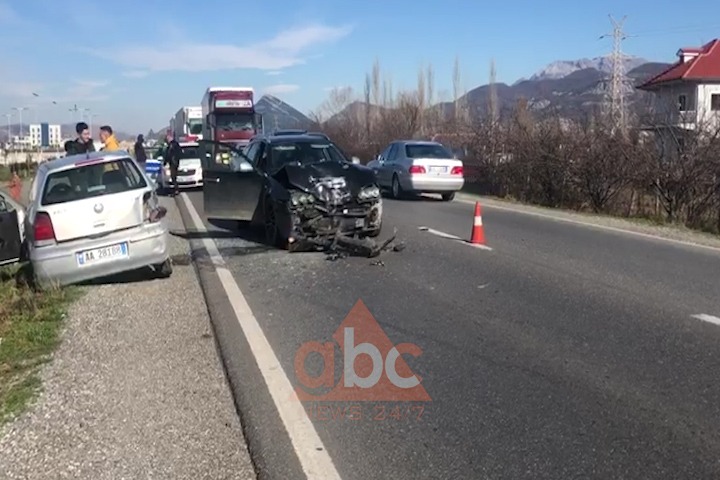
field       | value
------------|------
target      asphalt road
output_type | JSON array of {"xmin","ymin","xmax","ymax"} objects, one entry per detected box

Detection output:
[{"xmin": 179, "ymin": 188, "xmax": 720, "ymax": 480}]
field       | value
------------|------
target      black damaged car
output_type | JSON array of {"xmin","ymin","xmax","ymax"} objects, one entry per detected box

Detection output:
[{"xmin": 199, "ymin": 131, "xmax": 383, "ymax": 252}]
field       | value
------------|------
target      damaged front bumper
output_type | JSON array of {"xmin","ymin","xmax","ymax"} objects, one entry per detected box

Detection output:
[{"xmin": 287, "ymin": 198, "xmax": 383, "ymax": 248}]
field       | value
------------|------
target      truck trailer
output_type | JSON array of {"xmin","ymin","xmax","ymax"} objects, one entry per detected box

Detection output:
[{"xmin": 170, "ymin": 106, "xmax": 203, "ymax": 142}]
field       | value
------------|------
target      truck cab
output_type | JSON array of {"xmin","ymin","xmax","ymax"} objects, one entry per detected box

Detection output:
[{"xmin": 200, "ymin": 87, "xmax": 263, "ymax": 169}]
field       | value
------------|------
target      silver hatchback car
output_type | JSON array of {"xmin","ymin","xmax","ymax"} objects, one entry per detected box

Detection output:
[
  {"xmin": 368, "ymin": 140, "xmax": 464, "ymax": 201},
  {"xmin": 23, "ymin": 151, "xmax": 173, "ymax": 287}
]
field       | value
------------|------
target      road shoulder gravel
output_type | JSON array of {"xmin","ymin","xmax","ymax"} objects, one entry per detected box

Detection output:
[
  {"xmin": 0, "ymin": 193, "xmax": 257, "ymax": 480},
  {"xmin": 458, "ymin": 192, "xmax": 720, "ymax": 251}
]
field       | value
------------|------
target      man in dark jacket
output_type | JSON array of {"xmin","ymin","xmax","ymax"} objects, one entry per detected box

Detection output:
[
  {"xmin": 134, "ymin": 134, "xmax": 147, "ymax": 165},
  {"xmin": 65, "ymin": 122, "xmax": 95, "ymax": 155},
  {"xmin": 163, "ymin": 131, "xmax": 182, "ymax": 196}
]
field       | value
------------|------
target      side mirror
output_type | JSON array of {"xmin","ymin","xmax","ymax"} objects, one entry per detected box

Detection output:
[
  {"xmin": 206, "ymin": 114, "xmax": 215, "ymax": 128},
  {"xmin": 351, "ymin": 156, "xmax": 360, "ymax": 165}
]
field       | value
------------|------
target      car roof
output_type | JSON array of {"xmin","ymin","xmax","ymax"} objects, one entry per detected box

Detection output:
[
  {"xmin": 252, "ymin": 130, "xmax": 332, "ymax": 144},
  {"xmin": 398, "ymin": 140, "xmax": 443, "ymax": 146},
  {"xmin": 39, "ymin": 150, "xmax": 134, "ymax": 174}
]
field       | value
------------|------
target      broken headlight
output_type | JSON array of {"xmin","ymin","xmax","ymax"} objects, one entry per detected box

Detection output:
[
  {"xmin": 358, "ymin": 185, "xmax": 381, "ymax": 201},
  {"xmin": 291, "ymin": 191, "xmax": 316, "ymax": 206}
]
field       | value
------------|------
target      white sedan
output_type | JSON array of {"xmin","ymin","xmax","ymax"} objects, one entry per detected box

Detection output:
[{"xmin": 367, "ymin": 140, "xmax": 464, "ymax": 201}]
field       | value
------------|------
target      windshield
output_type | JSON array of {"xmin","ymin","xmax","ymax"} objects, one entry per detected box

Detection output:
[
  {"xmin": 188, "ymin": 119, "xmax": 203, "ymax": 135},
  {"xmin": 269, "ymin": 141, "xmax": 348, "ymax": 170},
  {"xmin": 41, "ymin": 157, "xmax": 147, "ymax": 206},
  {"xmin": 405, "ymin": 143, "xmax": 453, "ymax": 159},
  {"xmin": 180, "ymin": 145, "xmax": 200, "ymax": 159},
  {"xmin": 216, "ymin": 113, "xmax": 254, "ymax": 132}
]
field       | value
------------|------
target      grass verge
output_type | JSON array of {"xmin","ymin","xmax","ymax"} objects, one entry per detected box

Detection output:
[{"xmin": 0, "ymin": 264, "xmax": 79, "ymax": 426}]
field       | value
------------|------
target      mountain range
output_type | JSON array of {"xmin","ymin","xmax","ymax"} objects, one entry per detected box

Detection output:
[{"xmin": 251, "ymin": 55, "xmax": 672, "ymax": 129}]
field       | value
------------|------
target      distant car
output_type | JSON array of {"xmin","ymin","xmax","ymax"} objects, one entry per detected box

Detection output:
[
  {"xmin": 367, "ymin": 140, "xmax": 464, "ymax": 201},
  {"xmin": 158, "ymin": 141, "xmax": 203, "ymax": 192},
  {"xmin": 23, "ymin": 150, "xmax": 173, "ymax": 287},
  {"xmin": 0, "ymin": 190, "xmax": 25, "ymax": 266},
  {"xmin": 200, "ymin": 131, "xmax": 382, "ymax": 251}
]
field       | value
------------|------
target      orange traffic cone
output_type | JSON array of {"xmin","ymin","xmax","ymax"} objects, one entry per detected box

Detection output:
[{"xmin": 470, "ymin": 202, "xmax": 485, "ymax": 245}]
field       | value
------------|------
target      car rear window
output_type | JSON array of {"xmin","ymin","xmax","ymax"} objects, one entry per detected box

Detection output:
[
  {"xmin": 41, "ymin": 157, "xmax": 147, "ymax": 205},
  {"xmin": 405, "ymin": 144, "xmax": 453, "ymax": 159}
]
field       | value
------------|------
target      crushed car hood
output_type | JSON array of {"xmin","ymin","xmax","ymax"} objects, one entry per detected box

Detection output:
[{"xmin": 279, "ymin": 162, "xmax": 376, "ymax": 196}]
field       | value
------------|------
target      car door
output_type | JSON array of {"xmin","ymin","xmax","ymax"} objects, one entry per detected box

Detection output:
[
  {"xmin": 0, "ymin": 196, "xmax": 21, "ymax": 266},
  {"xmin": 368, "ymin": 145, "xmax": 389, "ymax": 186},
  {"xmin": 202, "ymin": 140, "xmax": 265, "ymax": 221},
  {"xmin": 382, "ymin": 143, "xmax": 403, "ymax": 184},
  {"xmin": 377, "ymin": 144, "xmax": 397, "ymax": 187}
]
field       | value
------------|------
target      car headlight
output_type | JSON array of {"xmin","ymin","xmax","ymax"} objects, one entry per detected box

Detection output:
[
  {"xmin": 358, "ymin": 185, "xmax": 380, "ymax": 200},
  {"xmin": 291, "ymin": 191, "xmax": 316, "ymax": 206}
]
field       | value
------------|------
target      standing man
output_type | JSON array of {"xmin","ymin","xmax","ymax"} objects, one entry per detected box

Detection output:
[
  {"xmin": 134, "ymin": 134, "xmax": 147, "ymax": 165},
  {"xmin": 99, "ymin": 125, "xmax": 120, "ymax": 151},
  {"xmin": 163, "ymin": 131, "xmax": 181, "ymax": 196},
  {"xmin": 66, "ymin": 122, "xmax": 95, "ymax": 155}
]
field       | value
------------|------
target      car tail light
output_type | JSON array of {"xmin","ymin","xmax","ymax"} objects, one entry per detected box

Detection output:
[
  {"xmin": 451, "ymin": 166, "xmax": 464, "ymax": 175},
  {"xmin": 33, "ymin": 212, "xmax": 56, "ymax": 243},
  {"xmin": 409, "ymin": 165, "xmax": 426, "ymax": 174}
]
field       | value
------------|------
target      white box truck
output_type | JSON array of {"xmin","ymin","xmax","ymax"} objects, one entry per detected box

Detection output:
[{"xmin": 170, "ymin": 106, "xmax": 203, "ymax": 141}]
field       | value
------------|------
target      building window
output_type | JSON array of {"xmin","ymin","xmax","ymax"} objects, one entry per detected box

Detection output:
[
  {"xmin": 711, "ymin": 94, "xmax": 720, "ymax": 111},
  {"xmin": 678, "ymin": 95, "xmax": 688, "ymax": 111}
]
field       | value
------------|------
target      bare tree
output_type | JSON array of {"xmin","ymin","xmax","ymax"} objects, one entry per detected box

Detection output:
[
  {"xmin": 416, "ymin": 66, "xmax": 426, "ymax": 136},
  {"xmin": 488, "ymin": 58, "xmax": 499, "ymax": 123}
]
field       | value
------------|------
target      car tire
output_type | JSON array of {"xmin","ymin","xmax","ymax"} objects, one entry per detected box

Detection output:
[
  {"xmin": 264, "ymin": 197, "xmax": 289, "ymax": 250},
  {"xmin": 391, "ymin": 175, "xmax": 403, "ymax": 199},
  {"xmin": 155, "ymin": 258, "xmax": 173, "ymax": 278},
  {"xmin": 441, "ymin": 192, "xmax": 456, "ymax": 202}
]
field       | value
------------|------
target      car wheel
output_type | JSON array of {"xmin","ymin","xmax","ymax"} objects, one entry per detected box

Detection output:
[
  {"xmin": 391, "ymin": 175, "xmax": 403, "ymax": 199},
  {"xmin": 441, "ymin": 192, "xmax": 456, "ymax": 202},
  {"xmin": 155, "ymin": 258, "xmax": 173, "ymax": 278},
  {"xmin": 264, "ymin": 198, "xmax": 288, "ymax": 249}
]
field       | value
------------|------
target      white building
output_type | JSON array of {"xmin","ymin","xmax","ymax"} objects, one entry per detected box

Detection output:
[
  {"xmin": 637, "ymin": 39, "xmax": 720, "ymax": 136},
  {"xmin": 28, "ymin": 123, "xmax": 62, "ymax": 147}
]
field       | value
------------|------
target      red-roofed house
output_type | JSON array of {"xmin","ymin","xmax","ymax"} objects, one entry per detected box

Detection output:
[{"xmin": 637, "ymin": 39, "xmax": 720, "ymax": 133}]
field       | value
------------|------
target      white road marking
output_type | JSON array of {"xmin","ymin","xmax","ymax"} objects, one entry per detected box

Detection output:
[
  {"xmin": 456, "ymin": 196, "xmax": 720, "ymax": 254},
  {"xmin": 180, "ymin": 193, "xmax": 341, "ymax": 480},
  {"xmin": 691, "ymin": 314, "xmax": 720, "ymax": 326},
  {"xmin": 464, "ymin": 242, "xmax": 493, "ymax": 251},
  {"xmin": 418, "ymin": 226, "xmax": 462, "ymax": 240},
  {"xmin": 417, "ymin": 226, "xmax": 493, "ymax": 250}
]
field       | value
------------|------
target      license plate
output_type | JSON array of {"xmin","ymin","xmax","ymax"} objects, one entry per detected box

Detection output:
[
  {"xmin": 355, "ymin": 219, "xmax": 364, "ymax": 228},
  {"xmin": 76, "ymin": 242, "xmax": 129, "ymax": 267},
  {"xmin": 429, "ymin": 166, "xmax": 447, "ymax": 173}
]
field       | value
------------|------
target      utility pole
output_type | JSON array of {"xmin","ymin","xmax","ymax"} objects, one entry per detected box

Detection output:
[
  {"xmin": 13, "ymin": 107, "xmax": 28, "ymax": 154},
  {"xmin": 68, "ymin": 104, "xmax": 79, "ymax": 123},
  {"xmin": 600, "ymin": 15, "xmax": 629, "ymax": 133},
  {"xmin": 5, "ymin": 113, "xmax": 11, "ymax": 145}
]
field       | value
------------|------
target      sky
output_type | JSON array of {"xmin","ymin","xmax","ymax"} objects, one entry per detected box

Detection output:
[{"xmin": 0, "ymin": 0, "xmax": 718, "ymax": 135}]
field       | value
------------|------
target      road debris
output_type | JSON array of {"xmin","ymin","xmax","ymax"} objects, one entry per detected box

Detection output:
[{"xmin": 324, "ymin": 228, "xmax": 404, "ymax": 261}]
